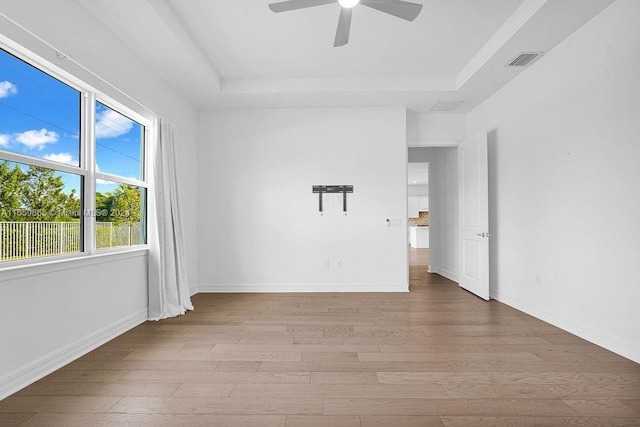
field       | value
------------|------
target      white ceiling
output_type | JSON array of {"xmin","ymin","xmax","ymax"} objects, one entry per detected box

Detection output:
[
  {"xmin": 169, "ymin": 0, "xmax": 524, "ymax": 79},
  {"xmin": 76, "ymin": 0, "xmax": 615, "ymax": 111}
]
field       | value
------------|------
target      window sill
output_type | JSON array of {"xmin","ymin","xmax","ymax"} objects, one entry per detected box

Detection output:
[{"xmin": 0, "ymin": 247, "xmax": 149, "ymax": 282}]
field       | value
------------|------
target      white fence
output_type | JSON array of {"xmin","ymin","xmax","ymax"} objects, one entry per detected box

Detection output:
[
  {"xmin": 96, "ymin": 222, "xmax": 142, "ymax": 250},
  {"xmin": 0, "ymin": 222, "xmax": 141, "ymax": 262}
]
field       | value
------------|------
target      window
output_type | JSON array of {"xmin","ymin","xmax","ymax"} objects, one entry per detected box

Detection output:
[
  {"xmin": 95, "ymin": 181, "xmax": 147, "ymax": 250},
  {"xmin": 0, "ymin": 46, "xmax": 149, "ymax": 264},
  {"xmin": 0, "ymin": 160, "xmax": 82, "ymax": 261},
  {"xmin": 94, "ymin": 102, "xmax": 147, "ymax": 251},
  {"xmin": 95, "ymin": 102, "xmax": 144, "ymax": 180},
  {"xmin": 0, "ymin": 48, "xmax": 80, "ymax": 166}
]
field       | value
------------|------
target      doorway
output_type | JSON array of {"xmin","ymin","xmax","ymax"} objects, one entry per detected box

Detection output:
[
  {"xmin": 407, "ymin": 161, "xmax": 430, "ymax": 278},
  {"xmin": 407, "ymin": 146, "xmax": 461, "ymax": 287}
]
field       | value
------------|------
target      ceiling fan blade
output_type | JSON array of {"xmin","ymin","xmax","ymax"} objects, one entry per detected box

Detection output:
[
  {"xmin": 269, "ymin": 0, "xmax": 336, "ymax": 13},
  {"xmin": 334, "ymin": 7, "xmax": 353, "ymax": 47},
  {"xmin": 360, "ymin": 0, "xmax": 422, "ymax": 21}
]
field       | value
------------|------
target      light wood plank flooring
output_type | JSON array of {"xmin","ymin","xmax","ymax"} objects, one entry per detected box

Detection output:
[{"xmin": 2, "ymin": 248, "xmax": 639, "ymax": 426}]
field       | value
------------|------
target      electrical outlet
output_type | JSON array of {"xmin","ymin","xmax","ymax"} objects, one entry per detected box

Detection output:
[
  {"xmin": 335, "ymin": 260, "xmax": 342, "ymax": 269},
  {"xmin": 324, "ymin": 260, "xmax": 330, "ymax": 269}
]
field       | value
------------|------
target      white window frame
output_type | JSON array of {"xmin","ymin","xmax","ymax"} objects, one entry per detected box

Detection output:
[{"xmin": 0, "ymin": 39, "xmax": 152, "ymax": 269}]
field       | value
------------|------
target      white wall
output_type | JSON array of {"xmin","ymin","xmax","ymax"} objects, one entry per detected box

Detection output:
[
  {"xmin": 468, "ymin": 0, "xmax": 640, "ymax": 362},
  {"xmin": 0, "ymin": 0, "xmax": 199, "ymax": 398},
  {"xmin": 407, "ymin": 112, "xmax": 467, "ymax": 145},
  {"xmin": 0, "ymin": 254, "xmax": 148, "ymax": 399},
  {"xmin": 198, "ymin": 108, "xmax": 408, "ymax": 292},
  {"xmin": 408, "ymin": 148, "xmax": 459, "ymax": 280}
]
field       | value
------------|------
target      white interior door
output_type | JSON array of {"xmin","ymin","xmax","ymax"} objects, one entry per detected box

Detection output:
[{"xmin": 458, "ymin": 130, "xmax": 490, "ymax": 300}]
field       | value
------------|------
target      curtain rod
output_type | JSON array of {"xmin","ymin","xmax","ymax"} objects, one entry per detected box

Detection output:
[{"xmin": 0, "ymin": 11, "xmax": 163, "ymax": 119}]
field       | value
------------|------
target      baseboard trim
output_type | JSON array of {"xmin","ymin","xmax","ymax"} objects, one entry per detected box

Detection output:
[
  {"xmin": 437, "ymin": 268, "xmax": 459, "ymax": 283},
  {"xmin": 197, "ymin": 282, "xmax": 409, "ymax": 293},
  {"xmin": 494, "ymin": 290, "xmax": 640, "ymax": 364},
  {"xmin": 0, "ymin": 309, "xmax": 147, "ymax": 400}
]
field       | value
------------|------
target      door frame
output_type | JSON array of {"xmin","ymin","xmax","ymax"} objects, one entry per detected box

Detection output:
[{"xmin": 407, "ymin": 142, "xmax": 457, "ymax": 286}]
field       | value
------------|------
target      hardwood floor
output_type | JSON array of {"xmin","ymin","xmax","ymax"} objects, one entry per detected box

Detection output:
[{"xmin": 2, "ymin": 247, "xmax": 639, "ymax": 426}]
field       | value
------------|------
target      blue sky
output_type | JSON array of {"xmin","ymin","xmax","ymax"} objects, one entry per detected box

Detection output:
[{"xmin": 0, "ymin": 48, "xmax": 143, "ymax": 195}]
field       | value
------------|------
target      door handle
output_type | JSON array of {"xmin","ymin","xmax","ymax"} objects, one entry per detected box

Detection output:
[{"xmin": 476, "ymin": 232, "xmax": 492, "ymax": 238}]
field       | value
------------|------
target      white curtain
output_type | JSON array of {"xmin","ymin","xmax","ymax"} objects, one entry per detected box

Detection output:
[{"xmin": 148, "ymin": 117, "xmax": 193, "ymax": 321}]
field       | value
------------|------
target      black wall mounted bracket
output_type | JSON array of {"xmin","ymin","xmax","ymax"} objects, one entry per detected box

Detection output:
[{"xmin": 312, "ymin": 185, "xmax": 353, "ymax": 215}]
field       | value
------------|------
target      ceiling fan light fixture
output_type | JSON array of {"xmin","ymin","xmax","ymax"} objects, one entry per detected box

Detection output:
[
  {"xmin": 269, "ymin": 0, "xmax": 422, "ymax": 46},
  {"xmin": 338, "ymin": 0, "xmax": 360, "ymax": 8}
]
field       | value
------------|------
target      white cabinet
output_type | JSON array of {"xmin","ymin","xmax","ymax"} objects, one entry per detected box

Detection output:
[
  {"xmin": 408, "ymin": 196, "xmax": 429, "ymax": 218},
  {"xmin": 408, "ymin": 197, "xmax": 419, "ymax": 218},
  {"xmin": 409, "ymin": 226, "xmax": 430, "ymax": 248},
  {"xmin": 419, "ymin": 197, "xmax": 429, "ymax": 212}
]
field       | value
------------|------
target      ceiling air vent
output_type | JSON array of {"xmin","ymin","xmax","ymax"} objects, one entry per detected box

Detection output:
[
  {"xmin": 506, "ymin": 52, "xmax": 543, "ymax": 67},
  {"xmin": 430, "ymin": 100, "xmax": 464, "ymax": 112}
]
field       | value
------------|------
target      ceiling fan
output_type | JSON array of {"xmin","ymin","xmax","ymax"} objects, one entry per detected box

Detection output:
[{"xmin": 268, "ymin": 0, "xmax": 423, "ymax": 47}]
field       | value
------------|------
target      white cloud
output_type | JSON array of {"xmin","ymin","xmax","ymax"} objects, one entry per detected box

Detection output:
[
  {"xmin": 15, "ymin": 128, "xmax": 59, "ymax": 150},
  {"xmin": 0, "ymin": 81, "xmax": 17, "ymax": 99},
  {"xmin": 0, "ymin": 134, "xmax": 10, "ymax": 147},
  {"xmin": 95, "ymin": 109, "xmax": 133, "ymax": 138},
  {"xmin": 43, "ymin": 152, "xmax": 76, "ymax": 165}
]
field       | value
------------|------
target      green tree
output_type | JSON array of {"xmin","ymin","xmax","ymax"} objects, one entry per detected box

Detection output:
[
  {"xmin": 112, "ymin": 184, "xmax": 141, "ymax": 227},
  {"xmin": 0, "ymin": 161, "xmax": 24, "ymax": 220},
  {"xmin": 64, "ymin": 189, "xmax": 81, "ymax": 221},
  {"xmin": 20, "ymin": 166, "xmax": 69, "ymax": 221},
  {"xmin": 96, "ymin": 191, "xmax": 116, "ymax": 222}
]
